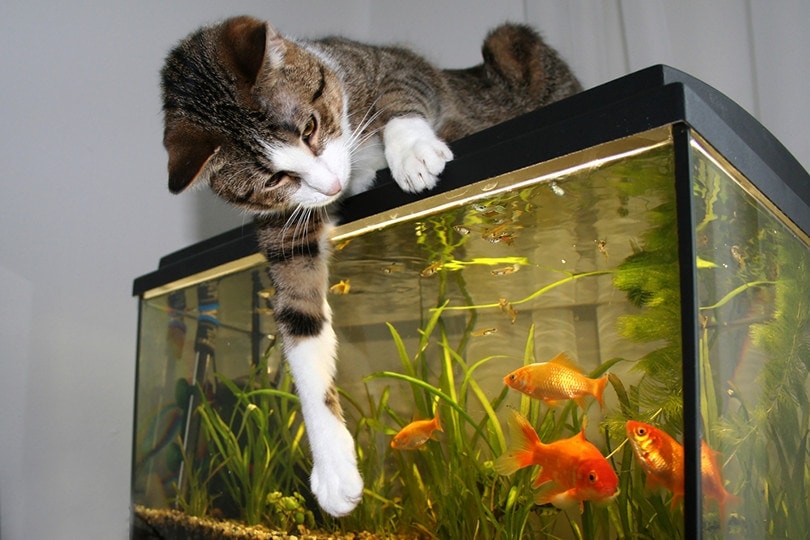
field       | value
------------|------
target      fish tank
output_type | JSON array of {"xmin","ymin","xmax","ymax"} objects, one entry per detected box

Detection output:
[{"xmin": 131, "ymin": 66, "xmax": 809, "ymax": 539}]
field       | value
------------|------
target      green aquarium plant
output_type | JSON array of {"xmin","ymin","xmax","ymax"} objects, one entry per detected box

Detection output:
[
  {"xmin": 694, "ymin": 152, "xmax": 810, "ymax": 538},
  {"xmin": 182, "ymin": 362, "xmax": 311, "ymax": 527},
  {"xmin": 336, "ymin": 199, "xmax": 628, "ymax": 538}
]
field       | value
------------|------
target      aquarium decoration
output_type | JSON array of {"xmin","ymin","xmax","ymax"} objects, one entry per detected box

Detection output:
[{"xmin": 132, "ymin": 66, "xmax": 809, "ymax": 539}]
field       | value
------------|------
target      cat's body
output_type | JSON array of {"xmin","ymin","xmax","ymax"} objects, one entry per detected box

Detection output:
[{"xmin": 161, "ymin": 15, "xmax": 581, "ymax": 517}]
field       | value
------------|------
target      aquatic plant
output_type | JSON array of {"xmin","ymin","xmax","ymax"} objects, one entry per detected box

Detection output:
[
  {"xmin": 192, "ymin": 365, "xmax": 310, "ymax": 525},
  {"xmin": 172, "ymin": 438, "xmax": 224, "ymax": 518}
]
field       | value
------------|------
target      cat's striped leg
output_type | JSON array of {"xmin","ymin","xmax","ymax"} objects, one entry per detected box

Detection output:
[
  {"xmin": 260, "ymin": 214, "xmax": 363, "ymax": 517},
  {"xmin": 281, "ymin": 304, "xmax": 363, "ymax": 516}
]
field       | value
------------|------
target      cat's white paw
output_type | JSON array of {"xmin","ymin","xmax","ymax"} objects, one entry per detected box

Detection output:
[
  {"xmin": 383, "ymin": 116, "xmax": 453, "ymax": 193},
  {"xmin": 309, "ymin": 427, "xmax": 364, "ymax": 516}
]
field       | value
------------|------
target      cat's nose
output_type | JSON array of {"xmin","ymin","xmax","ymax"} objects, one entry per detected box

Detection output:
[{"xmin": 323, "ymin": 178, "xmax": 342, "ymax": 196}]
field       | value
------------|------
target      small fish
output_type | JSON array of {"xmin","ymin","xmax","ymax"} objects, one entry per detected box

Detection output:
[
  {"xmin": 420, "ymin": 261, "xmax": 442, "ymax": 278},
  {"xmin": 498, "ymin": 297, "xmax": 518, "ymax": 324},
  {"xmin": 625, "ymin": 421, "xmax": 739, "ymax": 521},
  {"xmin": 730, "ymin": 245, "xmax": 745, "ymax": 269},
  {"xmin": 550, "ymin": 181, "xmax": 565, "ymax": 196},
  {"xmin": 329, "ymin": 279, "xmax": 350, "ymax": 294},
  {"xmin": 472, "ymin": 203, "xmax": 505, "ymax": 215},
  {"xmin": 486, "ymin": 232, "xmax": 516, "ymax": 245},
  {"xmin": 472, "ymin": 327, "xmax": 497, "ymax": 336},
  {"xmin": 334, "ymin": 239, "xmax": 352, "ymax": 251},
  {"xmin": 390, "ymin": 409, "xmax": 442, "ymax": 450},
  {"xmin": 453, "ymin": 225, "xmax": 472, "ymax": 236},
  {"xmin": 491, "ymin": 263, "xmax": 520, "ymax": 276},
  {"xmin": 495, "ymin": 411, "xmax": 618, "ymax": 510},
  {"xmin": 503, "ymin": 353, "xmax": 608, "ymax": 408},
  {"xmin": 595, "ymin": 239, "xmax": 608, "ymax": 260},
  {"xmin": 380, "ymin": 262, "xmax": 404, "ymax": 274},
  {"xmin": 256, "ymin": 287, "xmax": 276, "ymax": 299}
]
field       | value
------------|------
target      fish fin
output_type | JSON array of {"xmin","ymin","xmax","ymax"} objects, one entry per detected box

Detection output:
[
  {"xmin": 532, "ymin": 468, "xmax": 554, "ymax": 489},
  {"xmin": 669, "ymin": 493, "xmax": 683, "ymax": 510},
  {"xmin": 643, "ymin": 473, "xmax": 662, "ymax": 492},
  {"xmin": 495, "ymin": 411, "xmax": 541, "ymax": 476},
  {"xmin": 535, "ymin": 485, "xmax": 579, "ymax": 510},
  {"xmin": 593, "ymin": 374, "xmax": 608, "ymax": 409},
  {"xmin": 548, "ymin": 352, "xmax": 583, "ymax": 373},
  {"xmin": 544, "ymin": 398, "xmax": 561, "ymax": 408},
  {"xmin": 433, "ymin": 407, "xmax": 443, "ymax": 433},
  {"xmin": 573, "ymin": 395, "xmax": 588, "ymax": 409},
  {"xmin": 717, "ymin": 490, "xmax": 741, "ymax": 524}
]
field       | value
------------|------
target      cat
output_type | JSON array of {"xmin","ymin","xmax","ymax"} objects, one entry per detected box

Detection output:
[{"xmin": 160, "ymin": 15, "xmax": 581, "ymax": 517}]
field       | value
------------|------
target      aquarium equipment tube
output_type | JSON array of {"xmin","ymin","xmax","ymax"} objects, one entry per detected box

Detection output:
[{"xmin": 176, "ymin": 281, "xmax": 219, "ymax": 497}]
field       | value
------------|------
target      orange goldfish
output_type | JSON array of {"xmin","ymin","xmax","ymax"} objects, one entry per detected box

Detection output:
[
  {"xmin": 495, "ymin": 411, "xmax": 618, "ymax": 510},
  {"xmin": 625, "ymin": 421, "xmax": 739, "ymax": 521},
  {"xmin": 390, "ymin": 410, "xmax": 442, "ymax": 450},
  {"xmin": 503, "ymin": 353, "xmax": 608, "ymax": 408},
  {"xmin": 329, "ymin": 279, "xmax": 350, "ymax": 294}
]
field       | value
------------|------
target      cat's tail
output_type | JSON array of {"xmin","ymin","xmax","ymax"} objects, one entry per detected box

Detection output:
[{"xmin": 482, "ymin": 24, "xmax": 582, "ymax": 104}]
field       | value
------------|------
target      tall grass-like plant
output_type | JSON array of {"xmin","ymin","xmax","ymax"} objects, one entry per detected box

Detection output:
[
  {"xmin": 358, "ymin": 313, "xmax": 621, "ymax": 538},
  {"xmin": 193, "ymin": 367, "xmax": 310, "ymax": 526}
]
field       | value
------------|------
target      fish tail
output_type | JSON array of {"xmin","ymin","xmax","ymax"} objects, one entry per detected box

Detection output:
[
  {"xmin": 495, "ymin": 411, "xmax": 541, "ymax": 476},
  {"xmin": 593, "ymin": 374, "xmax": 608, "ymax": 408},
  {"xmin": 716, "ymin": 488, "xmax": 741, "ymax": 524},
  {"xmin": 433, "ymin": 407, "xmax": 443, "ymax": 433}
]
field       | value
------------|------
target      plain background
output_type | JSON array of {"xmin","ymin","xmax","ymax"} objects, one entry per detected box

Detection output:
[{"xmin": 1, "ymin": 1, "xmax": 807, "ymax": 538}]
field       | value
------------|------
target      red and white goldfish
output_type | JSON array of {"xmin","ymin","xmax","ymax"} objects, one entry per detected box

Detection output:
[
  {"xmin": 495, "ymin": 411, "xmax": 619, "ymax": 510},
  {"xmin": 390, "ymin": 410, "xmax": 442, "ymax": 450},
  {"xmin": 625, "ymin": 420, "xmax": 739, "ymax": 521},
  {"xmin": 503, "ymin": 352, "xmax": 608, "ymax": 408}
]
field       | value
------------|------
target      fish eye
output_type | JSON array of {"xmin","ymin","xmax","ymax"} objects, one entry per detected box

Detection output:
[
  {"xmin": 636, "ymin": 426, "xmax": 647, "ymax": 436},
  {"xmin": 588, "ymin": 471, "xmax": 598, "ymax": 483}
]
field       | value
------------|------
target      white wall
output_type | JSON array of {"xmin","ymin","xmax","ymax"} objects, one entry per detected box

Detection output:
[{"xmin": 0, "ymin": 1, "xmax": 806, "ymax": 538}]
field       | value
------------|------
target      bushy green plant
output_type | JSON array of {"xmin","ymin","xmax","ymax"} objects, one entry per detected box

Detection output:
[{"xmin": 184, "ymin": 364, "xmax": 310, "ymax": 526}]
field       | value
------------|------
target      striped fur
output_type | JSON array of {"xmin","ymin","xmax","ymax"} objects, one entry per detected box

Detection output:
[{"xmin": 160, "ymin": 15, "xmax": 580, "ymax": 516}]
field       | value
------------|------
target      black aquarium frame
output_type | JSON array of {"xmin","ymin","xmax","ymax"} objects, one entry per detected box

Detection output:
[{"xmin": 133, "ymin": 65, "xmax": 810, "ymax": 538}]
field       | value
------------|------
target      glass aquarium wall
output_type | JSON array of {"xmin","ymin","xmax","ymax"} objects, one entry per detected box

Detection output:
[
  {"xmin": 132, "ymin": 115, "xmax": 808, "ymax": 538},
  {"xmin": 689, "ymin": 135, "xmax": 810, "ymax": 538}
]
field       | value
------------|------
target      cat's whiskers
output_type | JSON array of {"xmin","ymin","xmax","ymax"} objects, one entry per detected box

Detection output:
[
  {"xmin": 280, "ymin": 205, "xmax": 303, "ymax": 257},
  {"xmin": 346, "ymin": 100, "xmax": 388, "ymax": 153}
]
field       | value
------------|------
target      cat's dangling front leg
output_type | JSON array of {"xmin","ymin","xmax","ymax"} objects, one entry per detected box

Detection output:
[
  {"xmin": 258, "ymin": 214, "xmax": 363, "ymax": 517},
  {"xmin": 382, "ymin": 116, "xmax": 453, "ymax": 193}
]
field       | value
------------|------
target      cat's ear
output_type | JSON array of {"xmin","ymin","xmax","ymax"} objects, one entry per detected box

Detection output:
[
  {"xmin": 164, "ymin": 119, "xmax": 222, "ymax": 193},
  {"xmin": 218, "ymin": 16, "xmax": 285, "ymax": 87}
]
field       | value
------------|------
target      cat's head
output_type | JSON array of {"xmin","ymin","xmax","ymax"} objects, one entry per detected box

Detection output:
[{"xmin": 161, "ymin": 16, "xmax": 351, "ymax": 212}]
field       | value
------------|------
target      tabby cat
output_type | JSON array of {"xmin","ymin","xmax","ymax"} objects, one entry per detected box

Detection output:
[{"xmin": 161, "ymin": 15, "xmax": 581, "ymax": 516}]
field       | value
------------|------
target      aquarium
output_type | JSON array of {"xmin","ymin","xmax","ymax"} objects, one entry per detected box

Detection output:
[{"xmin": 131, "ymin": 66, "xmax": 809, "ymax": 539}]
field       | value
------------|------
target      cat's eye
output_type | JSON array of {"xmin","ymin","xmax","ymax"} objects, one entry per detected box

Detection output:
[
  {"xmin": 301, "ymin": 116, "xmax": 317, "ymax": 142},
  {"xmin": 266, "ymin": 171, "xmax": 289, "ymax": 188}
]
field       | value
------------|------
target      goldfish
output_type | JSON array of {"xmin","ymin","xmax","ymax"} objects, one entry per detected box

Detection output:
[
  {"xmin": 503, "ymin": 352, "xmax": 608, "ymax": 409},
  {"xmin": 495, "ymin": 411, "xmax": 618, "ymax": 510},
  {"xmin": 329, "ymin": 279, "xmax": 350, "ymax": 294},
  {"xmin": 390, "ymin": 409, "xmax": 442, "ymax": 450},
  {"xmin": 625, "ymin": 421, "xmax": 739, "ymax": 521},
  {"xmin": 256, "ymin": 287, "xmax": 276, "ymax": 299}
]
